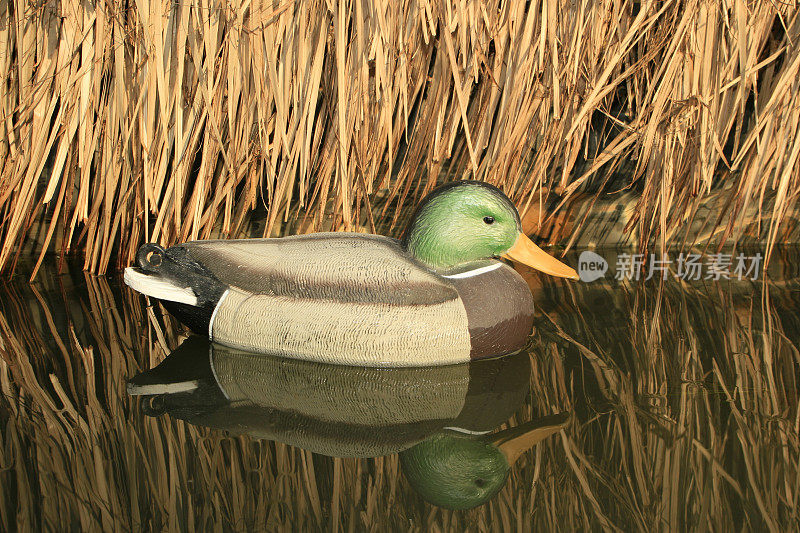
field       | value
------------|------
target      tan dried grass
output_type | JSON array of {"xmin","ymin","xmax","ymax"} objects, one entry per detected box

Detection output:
[{"xmin": 0, "ymin": 1, "xmax": 799, "ymax": 278}]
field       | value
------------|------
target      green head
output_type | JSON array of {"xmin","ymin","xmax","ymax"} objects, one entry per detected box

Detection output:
[
  {"xmin": 403, "ymin": 181, "xmax": 521, "ymax": 270},
  {"xmin": 402, "ymin": 181, "xmax": 579, "ymax": 278}
]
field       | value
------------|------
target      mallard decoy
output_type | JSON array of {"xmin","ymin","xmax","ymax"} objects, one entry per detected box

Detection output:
[{"xmin": 124, "ymin": 181, "xmax": 578, "ymax": 366}]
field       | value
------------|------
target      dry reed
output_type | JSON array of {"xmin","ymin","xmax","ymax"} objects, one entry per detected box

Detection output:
[
  {"xmin": 1, "ymin": 1, "xmax": 799, "ymax": 277},
  {"xmin": 0, "ymin": 258, "xmax": 798, "ymax": 530}
]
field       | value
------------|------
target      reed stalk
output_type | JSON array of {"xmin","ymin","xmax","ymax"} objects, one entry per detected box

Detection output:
[{"xmin": 0, "ymin": 1, "xmax": 798, "ymax": 277}]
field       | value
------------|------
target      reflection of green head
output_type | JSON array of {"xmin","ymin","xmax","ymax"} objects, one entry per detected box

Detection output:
[
  {"xmin": 400, "ymin": 433, "xmax": 509, "ymax": 510},
  {"xmin": 400, "ymin": 413, "xmax": 570, "ymax": 510}
]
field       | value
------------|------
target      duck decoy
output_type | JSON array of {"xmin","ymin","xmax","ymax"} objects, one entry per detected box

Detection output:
[{"xmin": 124, "ymin": 181, "xmax": 578, "ymax": 366}]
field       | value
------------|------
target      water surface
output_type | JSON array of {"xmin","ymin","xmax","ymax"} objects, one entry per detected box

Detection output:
[{"xmin": 1, "ymin": 251, "xmax": 798, "ymax": 531}]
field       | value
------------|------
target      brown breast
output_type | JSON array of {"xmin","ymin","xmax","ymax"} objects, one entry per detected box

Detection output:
[{"xmin": 447, "ymin": 263, "xmax": 535, "ymax": 360}]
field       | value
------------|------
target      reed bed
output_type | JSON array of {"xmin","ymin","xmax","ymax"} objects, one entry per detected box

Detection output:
[
  {"xmin": 0, "ymin": 258, "xmax": 798, "ymax": 530},
  {"xmin": 1, "ymin": 1, "xmax": 799, "ymax": 277}
]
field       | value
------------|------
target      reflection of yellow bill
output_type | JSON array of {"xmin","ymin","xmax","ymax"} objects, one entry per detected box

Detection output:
[{"xmin": 491, "ymin": 412, "xmax": 571, "ymax": 464}]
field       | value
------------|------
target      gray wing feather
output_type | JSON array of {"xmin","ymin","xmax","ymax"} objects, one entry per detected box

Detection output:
[{"xmin": 178, "ymin": 233, "xmax": 457, "ymax": 305}]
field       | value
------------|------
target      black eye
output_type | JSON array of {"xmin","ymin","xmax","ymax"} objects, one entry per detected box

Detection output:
[
  {"xmin": 483, "ymin": 216, "xmax": 494, "ymax": 225},
  {"xmin": 475, "ymin": 478, "xmax": 486, "ymax": 488}
]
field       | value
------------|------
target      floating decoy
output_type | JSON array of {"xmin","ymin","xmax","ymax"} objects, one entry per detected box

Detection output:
[{"xmin": 124, "ymin": 181, "xmax": 578, "ymax": 366}]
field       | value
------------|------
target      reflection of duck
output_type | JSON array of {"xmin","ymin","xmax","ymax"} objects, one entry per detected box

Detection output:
[
  {"xmin": 129, "ymin": 336, "xmax": 533, "ymax": 458},
  {"xmin": 401, "ymin": 413, "xmax": 569, "ymax": 510},
  {"xmin": 130, "ymin": 337, "xmax": 569, "ymax": 509},
  {"xmin": 124, "ymin": 181, "xmax": 578, "ymax": 366}
]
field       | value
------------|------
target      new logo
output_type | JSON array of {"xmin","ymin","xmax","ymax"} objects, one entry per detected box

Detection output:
[{"xmin": 578, "ymin": 251, "xmax": 608, "ymax": 282}]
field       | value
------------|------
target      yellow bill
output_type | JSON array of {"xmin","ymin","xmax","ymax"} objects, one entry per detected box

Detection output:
[{"xmin": 502, "ymin": 232, "xmax": 579, "ymax": 280}]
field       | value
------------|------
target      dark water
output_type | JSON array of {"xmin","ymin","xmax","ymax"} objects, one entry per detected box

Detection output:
[{"xmin": 1, "ymin": 250, "xmax": 798, "ymax": 531}]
